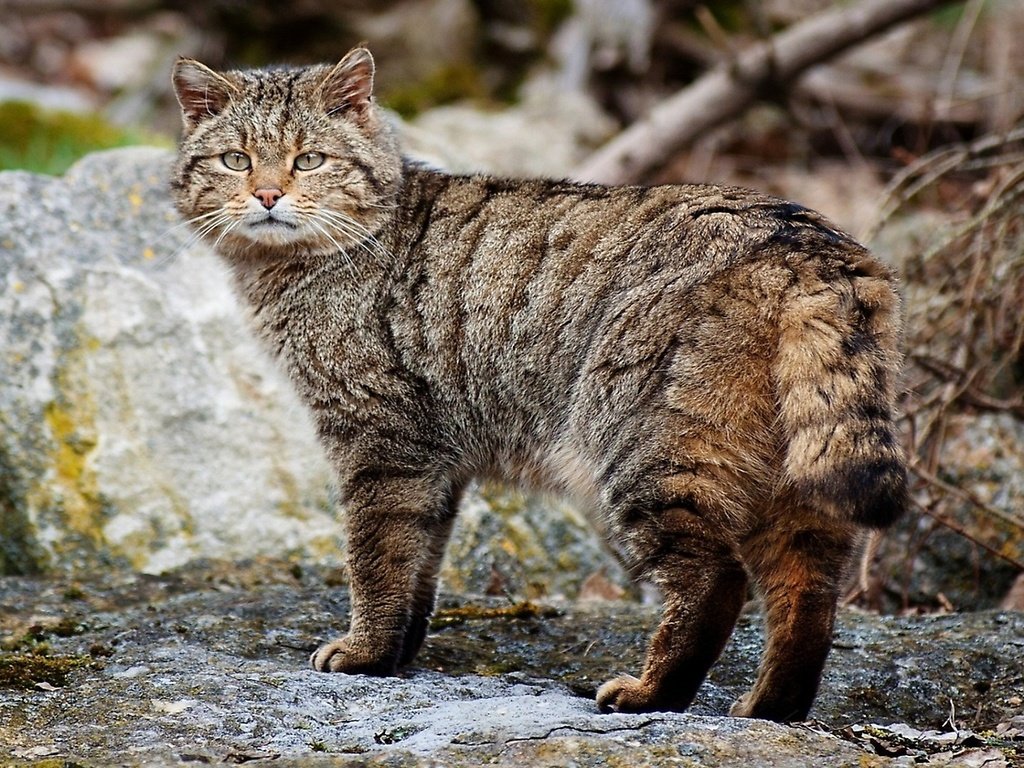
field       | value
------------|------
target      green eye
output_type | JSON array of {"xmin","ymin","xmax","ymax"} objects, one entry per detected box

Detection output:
[
  {"xmin": 294, "ymin": 151, "xmax": 325, "ymax": 171},
  {"xmin": 221, "ymin": 151, "xmax": 251, "ymax": 171}
]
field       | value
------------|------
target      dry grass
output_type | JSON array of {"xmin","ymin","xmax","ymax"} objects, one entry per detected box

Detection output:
[{"xmin": 853, "ymin": 128, "xmax": 1024, "ymax": 609}]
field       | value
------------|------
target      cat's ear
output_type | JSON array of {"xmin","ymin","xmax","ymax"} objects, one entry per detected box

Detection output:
[
  {"xmin": 318, "ymin": 47, "xmax": 375, "ymax": 122},
  {"xmin": 172, "ymin": 58, "xmax": 238, "ymax": 129}
]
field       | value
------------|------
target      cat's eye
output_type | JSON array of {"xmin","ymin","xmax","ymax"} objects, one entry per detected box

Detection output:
[
  {"xmin": 221, "ymin": 151, "xmax": 251, "ymax": 171},
  {"xmin": 294, "ymin": 152, "xmax": 325, "ymax": 171}
]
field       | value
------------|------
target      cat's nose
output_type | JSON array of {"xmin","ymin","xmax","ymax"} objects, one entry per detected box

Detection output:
[{"xmin": 253, "ymin": 188, "xmax": 284, "ymax": 209}]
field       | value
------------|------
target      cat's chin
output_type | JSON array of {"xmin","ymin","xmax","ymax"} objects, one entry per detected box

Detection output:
[
  {"xmin": 238, "ymin": 220, "xmax": 306, "ymax": 247},
  {"xmin": 213, "ymin": 230, "xmax": 344, "ymax": 263}
]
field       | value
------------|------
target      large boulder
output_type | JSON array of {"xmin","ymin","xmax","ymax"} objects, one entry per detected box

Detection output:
[
  {"xmin": 0, "ymin": 148, "xmax": 625, "ymax": 598},
  {"xmin": 0, "ymin": 148, "xmax": 338, "ymax": 575}
]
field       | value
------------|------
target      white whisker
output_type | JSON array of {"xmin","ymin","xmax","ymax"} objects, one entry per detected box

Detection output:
[
  {"xmin": 148, "ymin": 209, "xmax": 234, "ymax": 266},
  {"xmin": 308, "ymin": 215, "xmax": 348, "ymax": 258},
  {"xmin": 316, "ymin": 209, "xmax": 393, "ymax": 263},
  {"xmin": 211, "ymin": 219, "xmax": 241, "ymax": 251},
  {"xmin": 153, "ymin": 208, "xmax": 235, "ymax": 268}
]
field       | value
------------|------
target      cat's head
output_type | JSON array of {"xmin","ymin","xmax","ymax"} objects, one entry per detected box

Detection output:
[{"xmin": 171, "ymin": 47, "xmax": 401, "ymax": 260}]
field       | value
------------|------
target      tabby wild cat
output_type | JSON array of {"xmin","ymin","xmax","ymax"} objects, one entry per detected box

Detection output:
[{"xmin": 171, "ymin": 47, "xmax": 906, "ymax": 723}]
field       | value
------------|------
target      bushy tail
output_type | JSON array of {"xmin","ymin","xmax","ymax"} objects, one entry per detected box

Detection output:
[{"xmin": 774, "ymin": 251, "xmax": 907, "ymax": 529}]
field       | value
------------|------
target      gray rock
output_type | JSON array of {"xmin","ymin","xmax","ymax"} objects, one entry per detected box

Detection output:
[
  {"xmin": 0, "ymin": 561, "xmax": 1020, "ymax": 766},
  {"xmin": 0, "ymin": 148, "xmax": 339, "ymax": 576},
  {"xmin": 0, "ymin": 148, "xmax": 626, "ymax": 599}
]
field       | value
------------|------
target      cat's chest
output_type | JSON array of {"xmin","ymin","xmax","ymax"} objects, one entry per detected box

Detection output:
[{"xmin": 241, "ymin": 267, "xmax": 388, "ymax": 397}]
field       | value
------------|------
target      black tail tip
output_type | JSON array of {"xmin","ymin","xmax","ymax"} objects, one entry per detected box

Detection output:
[{"xmin": 803, "ymin": 459, "xmax": 908, "ymax": 529}]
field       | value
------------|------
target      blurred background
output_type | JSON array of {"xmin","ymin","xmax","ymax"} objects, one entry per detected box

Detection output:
[
  {"xmin": 0, "ymin": 0, "xmax": 1022, "ymax": 614},
  {"xmin": 0, "ymin": 0, "xmax": 1021, "ymax": 187}
]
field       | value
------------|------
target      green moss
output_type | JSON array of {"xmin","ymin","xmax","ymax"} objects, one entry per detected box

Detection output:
[
  {"xmin": 62, "ymin": 585, "xmax": 87, "ymax": 601},
  {"xmin": 432, "ymin": 600, "xmax": 560, "ymax": 629},
  {"xmin": 0, "ymin": 100, "xmax": 170, "ymax": 176},
  {"xmin": 0, "ymin": 472, "xmax": 47, "ymax": 576},
  {"xmin": 527, "ymin": 0, "xmax": 574, "ymax": 37},
  {"xmin": 0, "ymin": 653, "xmax": 92, "ymax": 689},
  {"xmin": 931, "ymin": 1, "xmax": 991, "ymax": 29},
  {"xmin": 379, "ymin": 62, "xmax": 488, "ymax": 118},
  {"xmin": 2, "ymin": 616, "xmax": 89, "ymax": 654},
  {"xmin": 50, "ymin": 616, "xmax": 88, "ymax": 638}
]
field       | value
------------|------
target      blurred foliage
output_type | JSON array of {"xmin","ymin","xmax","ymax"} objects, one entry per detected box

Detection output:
[
  {"xmin": 380, "ymin": 62, "xmax": 490, "ymax": 118},
  {"xmin": 0, "ymin": 101, "xmax": 170, "ymax": 176},
  {"xmin": 522, "ymin": 0, "xmax": 575, "ymax": 36}
]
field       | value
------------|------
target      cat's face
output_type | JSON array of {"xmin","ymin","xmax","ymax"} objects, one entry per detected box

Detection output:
[{"xmin": 171, "ymin": 48, "xmax": 401, "ymax": 259}]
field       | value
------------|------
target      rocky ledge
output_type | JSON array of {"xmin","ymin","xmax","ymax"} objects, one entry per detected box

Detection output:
[{"xmin": 1, "ymin": 561, "xmax": 1021, "ymax": 767}]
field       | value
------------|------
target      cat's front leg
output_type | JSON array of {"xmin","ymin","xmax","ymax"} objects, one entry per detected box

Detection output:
[{"xmin": 311, "ymin": 473, "xmax": 457, "ymax": 675}]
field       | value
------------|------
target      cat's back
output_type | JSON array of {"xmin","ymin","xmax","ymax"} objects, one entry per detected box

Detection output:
[
  {"xmin": 395, "ymin": 168, "xmax": 859, "ymax": 277},
  {"xmin": 378, "ymin": 169, "xmax": 891, "ymax": 463}
]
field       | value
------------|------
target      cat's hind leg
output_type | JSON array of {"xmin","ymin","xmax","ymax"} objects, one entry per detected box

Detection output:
[
  {"xmin": 310, "ymin": 474, "xmax": 457, "ymax": 675},
  {"xmin": 730, "ymin": 510, "xmax": 856, "ymax": 721},
  {"xmin": 597, "ymin": 495, "xmax": 748, "ymax": 713}
]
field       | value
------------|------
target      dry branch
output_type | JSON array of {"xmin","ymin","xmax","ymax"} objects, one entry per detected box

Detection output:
[{"xmin": 574, "ymin": 0, "xmax": 963, "ymax": 185}]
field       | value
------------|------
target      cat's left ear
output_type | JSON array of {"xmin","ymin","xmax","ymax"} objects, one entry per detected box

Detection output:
[
  {"xmin": 319, "ymin": 47, "xmax": 375, "ymax": 122},
  {"xmin": 172, "ymin": 58, "xmax": 238, "ymax": 130}
]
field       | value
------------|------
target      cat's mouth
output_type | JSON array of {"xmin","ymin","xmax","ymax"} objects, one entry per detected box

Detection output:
[
  {"xmin": 248, "ymin": 215, "xmax": 298, "ymax": 230},
  {"xmin": 237, "ymin": 213, "xmax": 306, "ymax": 246}
]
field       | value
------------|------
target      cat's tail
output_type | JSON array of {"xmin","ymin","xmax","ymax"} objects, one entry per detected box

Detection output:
[{"xmin": 773, "ymin": 249, "xmax": 907, "ymax": 529}]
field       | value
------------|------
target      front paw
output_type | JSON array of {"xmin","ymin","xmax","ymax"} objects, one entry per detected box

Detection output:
[
  {"xmin": 309, "ymin": 635, "xmax": 397, "ymax": 676},
  {"xmin": 596, "ymin": 674, "xmax": 654, "ymax": 712}
]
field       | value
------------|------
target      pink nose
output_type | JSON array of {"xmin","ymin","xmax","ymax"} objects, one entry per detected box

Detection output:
[{"xmin": 253, "ymin": 188, "xmax": 284, "ymax": 209}]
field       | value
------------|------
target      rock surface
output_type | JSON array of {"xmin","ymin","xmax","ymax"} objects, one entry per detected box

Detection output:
[
  {"xmin": 0, "ymin": 148, "xmax": 626, "ymax": 598},
  {"xmin": 1, "ymin": 561, "xmax": 1021, "ymax": 767}
]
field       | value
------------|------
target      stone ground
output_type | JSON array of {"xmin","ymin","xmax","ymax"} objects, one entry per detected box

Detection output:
[{"xmin": 1, "ymin": 561, "xmax": 1022, "ymax": 767}]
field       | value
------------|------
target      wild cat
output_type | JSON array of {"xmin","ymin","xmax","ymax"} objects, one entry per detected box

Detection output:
[{"xmin": 171, "ymin": 47, "xmax": 905, "ymax": 722}]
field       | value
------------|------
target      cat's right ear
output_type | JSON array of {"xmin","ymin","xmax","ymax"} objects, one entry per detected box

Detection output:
[
  {"xmin": 318, "ymin": 47, "xmax": 375, "ymax": 123},
  {"xmin": 172, "ymin": 58, "xmax": 238, "ymax": 130}
]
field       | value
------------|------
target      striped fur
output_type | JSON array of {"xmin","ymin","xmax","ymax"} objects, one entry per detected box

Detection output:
[{"xmin": 171, "ymin": 48, "xmax": 906, "ymax": 723}]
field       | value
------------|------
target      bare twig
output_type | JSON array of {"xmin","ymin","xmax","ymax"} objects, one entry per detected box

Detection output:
[
  {"xmin": 796, "ymin": 66, "xmax": 987, "ymax": 139},
  {"xmin": 935, "ymin": 0, "xmax": 985, "ymax": 120},
  {"xmin": 874, "ymin": 126, "xmax": 1024, "ymax": 609},
  {"xmin": 911, "ymin": 354, "xmax": 1024, "ymax": 418},
  {"xmin": 574, "ymin": 0, "xmax": 963, "ymax": 184},
  {"xmin": 910, "ymin": 497, "xmax": 1024, "ymax": 572},
  {"xmin": 866, "ymin": 125, "xmax": 1024, "ymax": 237}
]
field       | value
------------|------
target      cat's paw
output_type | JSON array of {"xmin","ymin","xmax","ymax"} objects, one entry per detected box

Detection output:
[
  {"xmin": 596, "ymin": 674, "xmax": 654, "ymax": 712},
  {"xmin": 728, "ymin": 693, "xmax": 754, "ymax": 717},
  {"xmin": 727, "ymin": 690, "xmax": 808, "ymax": 722},
  {"xmin": 309, "ymin": 635, "xmax": 396, "ymax": 675}
]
